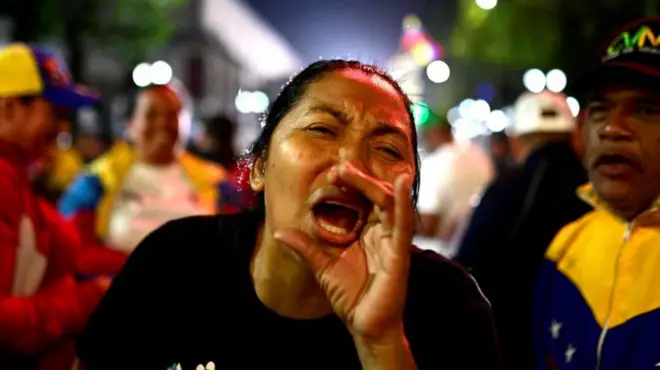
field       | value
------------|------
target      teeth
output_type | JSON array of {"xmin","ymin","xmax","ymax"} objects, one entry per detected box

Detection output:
[
  {"xmin": 325, "ymin": 200, "xmax": 358, "ymax": 211},
  {"xmin": 318, "ymin": 219, "xmax": 350, "ymax": 234}
]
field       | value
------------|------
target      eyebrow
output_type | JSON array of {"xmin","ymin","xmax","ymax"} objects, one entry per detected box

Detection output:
[
  {"xmin": 587, "ymin": 94, "xmax": 660, "ymax": 105},
  {"xmin": 305, "ymin": 105, "xmax": 348, "ymax": 122},
  {"xmin": 305, "ymin": 104, "xmax": 410, "ymax": 140},
  {"xmin": 372, "ymin": 122, "xmax": 411, "ymax": 141}
]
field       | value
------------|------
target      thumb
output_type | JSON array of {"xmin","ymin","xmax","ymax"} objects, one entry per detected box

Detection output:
[{"xmin": 274, "ymin": 229, "xmax": 332, "ymax": 273}]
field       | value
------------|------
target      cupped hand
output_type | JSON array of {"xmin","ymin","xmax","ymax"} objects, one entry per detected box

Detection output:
[{"xmin": 274, "ymin": 162, "xmax": 415, "ymax": 341}]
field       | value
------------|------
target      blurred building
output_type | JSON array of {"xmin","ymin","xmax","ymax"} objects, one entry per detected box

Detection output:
[{"xmin": 0, "ymin": 0, "xmax": 302, "ymax": 148}]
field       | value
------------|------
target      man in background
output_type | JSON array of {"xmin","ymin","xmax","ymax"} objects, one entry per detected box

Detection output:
[
  {"xmin": 456, "ymin": 91, "xmax": 589, "ymax": 370},
  {"xmin": 535, "ymin": 17, "xmax": 660, "ymax": 369},
  {"xmin": 489, "ymin": 131, "xmax": 515, "ymax": 176},
  {"xmin": 416, "ymin": 118, "xmax": 494, "ymax": 257},
  {"xmin": 0, "ymin": 43, "xmax": 108, "ymax": 370},
  {"xmin": 59, "ymin": 85, "xmax": 225, "ymax": 276}
]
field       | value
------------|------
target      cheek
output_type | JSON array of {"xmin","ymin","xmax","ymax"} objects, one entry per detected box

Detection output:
[
  {"xmin": 582, "ymin": 127, "xmax": 599, "ymax": 163},
  {"xmin": 263, "ymin": 136, "xmax": 332, "ymax": 221},
  {"xmin": 28, "ymin": 116, "xmax": 53, "ymax": 142},
  {"xmin": 371, "ymin": 160, "xmax": 413, "ymax": 183},
  {"xmin": 642, "ymin": 134, "xmax": 660, "ymax": 174}
]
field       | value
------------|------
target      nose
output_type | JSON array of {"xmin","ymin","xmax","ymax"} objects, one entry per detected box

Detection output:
[
  {"xmin": 337, "ymin": 143, "xmax": 372, "ymax": 176},
  {"xmin": 598, "ymin": 110, "xmax": 633, "ymax": 142}
]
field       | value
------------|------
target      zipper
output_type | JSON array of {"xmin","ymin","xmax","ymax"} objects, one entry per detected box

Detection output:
[{"xmin": 595, "ymin": 223, "xmax": 632, "ymax": 370}]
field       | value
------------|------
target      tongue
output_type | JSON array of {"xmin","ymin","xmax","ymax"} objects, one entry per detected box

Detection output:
[{"xmin": 314, "ymin": 203, "xmax": 358, "ymax": 230}]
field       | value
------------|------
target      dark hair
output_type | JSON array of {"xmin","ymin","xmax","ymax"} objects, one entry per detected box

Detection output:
[
  {"xmin": 245, "ymin": 59, "xmax": 421, "ymax": 209},
  {"xmin": 205, "ymin": 115, "xmax": 237, "ymax": 168}
]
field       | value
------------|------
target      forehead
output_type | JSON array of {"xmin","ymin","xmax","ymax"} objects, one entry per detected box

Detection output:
[
  {"xmin": 137, "ymin": 88, "xmax": 182, "ymax": 110},
  {"xmin": 302, "ymin": 71, "xmax": 410, "ymax": 122},
  {"xmin": 589, "ymin": 84, "xmax": 660, "ymax": 102}
]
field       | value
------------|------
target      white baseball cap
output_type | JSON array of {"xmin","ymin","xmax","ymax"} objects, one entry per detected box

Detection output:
[{"xmin": 509, "ymin": 91, "xmax": 575, "ymax": 137}]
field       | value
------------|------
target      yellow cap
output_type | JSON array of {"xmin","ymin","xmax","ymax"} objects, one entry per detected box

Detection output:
[{"xmin": 0, "ymin": 43, "xmax": 44, "ymax": 97}]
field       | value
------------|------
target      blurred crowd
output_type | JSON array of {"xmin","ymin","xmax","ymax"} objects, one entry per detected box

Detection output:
[{"xmin": 1, "ymin": 14, "xmax": 660, "ymax": 370}]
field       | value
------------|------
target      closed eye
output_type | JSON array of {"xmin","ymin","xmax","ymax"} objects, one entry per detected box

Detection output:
[
  {"xmin": 307, "ymin": 124, "xmax": 337, "ymax": 137},
  {"xmin": 378, "ymin": 146, "xmax": 403, "ymax": 159},
  {"xmin": 586, "ymin": 102, "xmax": 608, "ymax": 119}
]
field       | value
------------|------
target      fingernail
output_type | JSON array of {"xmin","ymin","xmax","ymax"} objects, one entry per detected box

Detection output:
[{"xmin": 274, "ymin": 230, "xmax": 283, "ymax": 240}]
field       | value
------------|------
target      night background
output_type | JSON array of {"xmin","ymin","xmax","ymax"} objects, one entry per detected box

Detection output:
[{"xmin": 0, "ymin": 0, "xmax": 656, "ymax": 143}]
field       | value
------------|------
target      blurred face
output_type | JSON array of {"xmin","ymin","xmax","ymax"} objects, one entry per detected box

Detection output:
[
  {"xmin": 251, "ymin": 70, "xmax": 416, "ymax": 254},
  {"xmin": 129, "ymin": 88, "xmax": 181, "ymax": 165},
  {"xmin": 490, "ymin": 137, "xmax": 510, "ymax": 159},
  {"xmin": 422, "ymin": 125, "xmax": 450, "ymax": 152},
  {"xmin": 583, "ymin": 84, "xmax": 660, "ymax": 219},
  {"xmin": 0, "ymin": 97, "xmax": 66, "ymax": 161},
  {"xmin": 77, "ymin": 133, "xmax": 105, "ymax": 162}
]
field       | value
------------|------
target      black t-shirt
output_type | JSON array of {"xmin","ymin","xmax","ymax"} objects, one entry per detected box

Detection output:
[{"xmin": 77, "ymin": 212, "xmax": 501, "ymax": 370}]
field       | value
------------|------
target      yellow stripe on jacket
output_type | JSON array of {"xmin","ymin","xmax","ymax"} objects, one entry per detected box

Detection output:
[
  {"xmin": 545, "ymin": 183, "xmax": 660, "ymax": 329},
  {"xmin": 89, "ymin": 142, "xmax": 226, "ymax": 239}
]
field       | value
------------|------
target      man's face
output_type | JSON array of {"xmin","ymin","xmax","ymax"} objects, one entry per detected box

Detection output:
[
  {"xmin": 583, "ymin": 84, "xmax": 660, "ymax": 219},
  {"xmin": 0, "ymin": 97, "xmax": 66, "ymax": 160},
  {"xmin": 129, "ymin": 88, "xmax": 181, "ymax": 165}
]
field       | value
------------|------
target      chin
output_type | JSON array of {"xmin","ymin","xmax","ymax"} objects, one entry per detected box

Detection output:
[{"xmin": 593, "ymin": 180, "xmax": 635, "ymax": 208}]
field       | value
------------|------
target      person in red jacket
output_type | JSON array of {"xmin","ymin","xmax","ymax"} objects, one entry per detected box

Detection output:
[{"xmin": 0, "ymin": 43, "xmax": 108, "ymax": 369}]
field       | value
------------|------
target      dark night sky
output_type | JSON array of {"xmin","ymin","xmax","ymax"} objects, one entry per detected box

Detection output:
[{"xmin": 243, "ymin": 0, "xmax": 430, "ymax": 65}]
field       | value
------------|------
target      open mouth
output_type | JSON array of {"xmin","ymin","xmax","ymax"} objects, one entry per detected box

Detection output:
[
  {"xmin": 311, "ymin": 197, "xmax": 368, "ymax": 246},
  {"xmin": 594, "ymin": 153, "xmax": 640, "ymax": 176}
]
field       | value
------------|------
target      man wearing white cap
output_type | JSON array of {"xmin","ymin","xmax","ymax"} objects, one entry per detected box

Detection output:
[{"xmin": 456, "ymin": 90, "xmax": 590, "ymax": 370}]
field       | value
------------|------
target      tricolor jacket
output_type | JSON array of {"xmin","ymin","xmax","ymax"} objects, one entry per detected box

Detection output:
[
  {"xmin": 58, "ymin": 142, "xmax": 228, "ymax": 276},
  {"xmin": 535, "ymin": 183, "xmax": 660, "ymax": 370}
]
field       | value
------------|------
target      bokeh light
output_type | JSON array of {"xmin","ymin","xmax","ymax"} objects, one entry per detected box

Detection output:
[
  {"xmin": 412, "ymin": 102, "xmax": 431, "ymax": 126},
  {"xmin": 150, "ymin": 61, "xmax": 173, "ymax": 85},
  {"xmin": 401, "ymin": 29, "xmax": 425, "ymax": 51},
  {"xmin": 486, "ymin": 110, "xmax": 509, "ymax": 132},
  {"xmin": 235, "ymin": 90, "xmax": 270, "ymax": 114},
  {"xmin": 447, "ymin": 106, "xmax": 461, "ymax": 125},
  {"xmin": 476, "ymin": 82, "xmax": 495, "ymax": 102},
  {"xmin": 458, "ymin": 99, "xmax": 474, "ymax": 118},
  {"xmin": 411, "ymin": 41, "xmax": 436, "ymax": 66},
  {"xmin": 566, "ymin": 96, "xmax": 580, "ymax": 117},
  {"xmin": 426, "ymin": 60, "xmax": 450, "ymax": 83},
  {"xmin": 476, "ymin": 0, "xmax": 498, "ymax": 10},
  {"xmin": 546, "ymin": 69, "xmax": 567, "ymax": 93},
  {"xmin": 402, "ymin": 14, "xmax": 422, "ymax": 31},
  {"xmin": 453, "ymin": 118, "xmax": 488, "ymax": 140},
  {"xmin": 132, "ymin": 63, "xmax": 152, "ymax": 87},
  {"xmin": 523, "ymin": 69, "xmax": 546, "ymax": 93},
  {"xmin": 469, "ymin": 99, "xmax": 491, "ymax": 121}
]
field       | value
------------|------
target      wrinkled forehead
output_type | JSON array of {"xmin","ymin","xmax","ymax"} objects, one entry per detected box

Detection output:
[{"xmin": 302, "ymin": 70, "xmax": 411, "ymax": 126}]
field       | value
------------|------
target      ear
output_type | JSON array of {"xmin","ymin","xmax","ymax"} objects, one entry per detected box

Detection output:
[{"xmin": 249, "ymin": 156, "xmax": 265, "ymax": 192}]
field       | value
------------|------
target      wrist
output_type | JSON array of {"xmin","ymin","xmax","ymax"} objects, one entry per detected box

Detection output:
[{"xmin": 352, "ymin": 324, "xmax": 417, "ymax": 370}]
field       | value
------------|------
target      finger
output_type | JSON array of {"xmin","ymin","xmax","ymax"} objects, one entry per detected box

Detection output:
[
  {"xmin": 274, "ymin": 229, "xmax": 333, "ymax": 273},
  {"xmin": 331, "ymin": 162, "xmax": 394, "ymax": 209},
  {"xmin": 392, "ymin": 173, "xmax": 414, "ymax": 254}
]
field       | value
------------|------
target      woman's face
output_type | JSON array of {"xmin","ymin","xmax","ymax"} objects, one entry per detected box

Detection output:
[{"xmin": 251, "ymin": 70, "xmax": 416, "ymax": 254}]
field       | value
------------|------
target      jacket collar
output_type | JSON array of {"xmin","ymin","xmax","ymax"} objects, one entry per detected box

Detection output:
[{"xmin": 578, "ymin": 183, "xmax": 660, "ymax": 226}]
